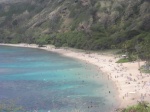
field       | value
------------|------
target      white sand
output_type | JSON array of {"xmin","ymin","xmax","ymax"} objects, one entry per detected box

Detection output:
[{"xmin": 0, "ymin": 43, "xmax": 150, "ymax": 108}]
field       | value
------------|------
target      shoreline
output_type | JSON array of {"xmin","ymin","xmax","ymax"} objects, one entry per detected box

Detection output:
[{"xmin": 0, "ymin": 43, "xmax": 150, "ymax": 109}]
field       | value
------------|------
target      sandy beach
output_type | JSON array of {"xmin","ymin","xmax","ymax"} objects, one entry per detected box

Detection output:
[{"xmin": 0, "ymin": 43, "xmax": 150, "ymax": 109}]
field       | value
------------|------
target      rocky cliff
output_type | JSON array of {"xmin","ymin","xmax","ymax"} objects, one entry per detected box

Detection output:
[{"xmin": 0, "ymin": 0, "xmax": 149, "ymax": 50}]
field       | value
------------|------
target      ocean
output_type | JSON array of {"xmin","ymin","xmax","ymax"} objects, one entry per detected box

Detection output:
[{"xmin": 0, "ymin": 45, "xmax": 119, "ymax": 112}]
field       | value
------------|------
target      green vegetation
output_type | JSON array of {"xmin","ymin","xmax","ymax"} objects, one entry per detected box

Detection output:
[
  {"xmin": 0, "ymin": 0, "xmax": 149, "ymax": 47},
  {"xmin": 116, "ymin": 58, "xmax": 131, "ymax": 63},
  {"xmin": 117, "ymin": 102, "xmax": 150, "ymax": 112},
  {"xmin": 36, "ymin": 36, "xmax": 48, "ymax": 47}
]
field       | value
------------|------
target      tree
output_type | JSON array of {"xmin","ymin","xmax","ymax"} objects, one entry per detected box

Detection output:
[
  {"xmin": 142, "ymin": 36, "xmax": 150, "ymax": 70},
  {"xmin": 36, "ymin": 37, "xmax": 47, "ymax": 47}
]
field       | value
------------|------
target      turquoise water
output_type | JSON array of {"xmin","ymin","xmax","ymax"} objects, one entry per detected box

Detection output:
[{"xmin": 0, "ymin": 45, "xmax": 118, "ymax": 112}]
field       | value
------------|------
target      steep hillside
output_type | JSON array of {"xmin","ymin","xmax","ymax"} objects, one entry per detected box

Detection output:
[{"xmin": 0, "ymin": 0, "xmax": 149, "ymax": 50}]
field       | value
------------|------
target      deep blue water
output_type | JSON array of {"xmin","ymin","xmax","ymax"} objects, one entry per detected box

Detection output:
[{"xmin": 0, "ymin": 45, "xmax": 119, "ymax": 112}]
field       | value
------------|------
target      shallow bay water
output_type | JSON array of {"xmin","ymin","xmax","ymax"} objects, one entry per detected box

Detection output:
[{"xmin": 0, "ymin": 45, "xmax": 119, "ymax": 112}]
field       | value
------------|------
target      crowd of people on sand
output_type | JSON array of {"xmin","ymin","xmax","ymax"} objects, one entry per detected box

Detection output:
[
  {"xmin": 86, "ymin": 54, "xmax": 150, "ymax": 107},
  {"xmin": 53, "ymin": 47, "xmax": 150, "ymax": 108}
]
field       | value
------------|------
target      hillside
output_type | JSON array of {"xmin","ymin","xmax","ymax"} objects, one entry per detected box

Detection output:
[{"xmin": 0, "ymin": 0, "xmax": 149, "ymax": 50}]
